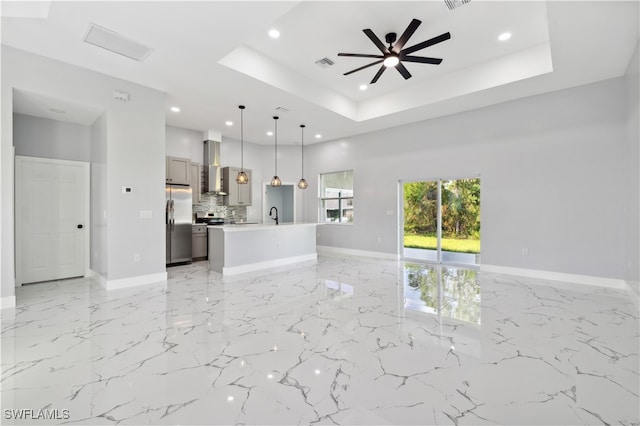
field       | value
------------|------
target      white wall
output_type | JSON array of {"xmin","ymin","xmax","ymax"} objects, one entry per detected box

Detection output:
[
  {"xmin": 625, "ymin": 41, "xmax": 640, "ymax": 295},
  {"xmin": 300, "ymin": 77, "xmax": 631, "ymax": 281},
  {"xmin": 13, "ymin": 113, "xmax": 91, "ymax": 162},
  {"xmin": 2, "ymin": 47, "xmax": 166, "ymax": 302}
]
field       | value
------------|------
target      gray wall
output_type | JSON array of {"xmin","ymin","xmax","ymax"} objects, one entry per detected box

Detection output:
[
  {"xmin": 13, "ymin": 113, "xmax": 91, "ymax": 162},
  {"xmin": 297, "ymin": 77, "xmax": 631, "ymax": 281},
  {"xmin": 2, "ymin": 46, "xmax": 166, "ymax": 303},
  {"xmin": 91, "ymin": 112, "xmax": 108, "ymax": 277},
  {"xmin": 625, "ymin": 42, "xmax": 640, "ymax": 294},
  {"xmin": 166, "ymin": 125, "xmax": 204, "ymax": 164}
]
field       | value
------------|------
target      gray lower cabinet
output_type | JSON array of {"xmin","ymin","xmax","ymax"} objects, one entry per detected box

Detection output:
[{"xmin": 192, "ymin": 225, "xmax": 207, "ymax": 259}]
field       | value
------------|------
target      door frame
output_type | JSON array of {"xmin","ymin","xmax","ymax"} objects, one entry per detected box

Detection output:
[
  {"xmin": 263, "ymin": 182, "xmax": 297, "ymax": 224},
  {"xmin": 15, "ymin": 156, "xmax": 91, "ymax": 287},
  {"xmin": 398, "ymin": 174, "xmax": 481, "ymax": 266}
]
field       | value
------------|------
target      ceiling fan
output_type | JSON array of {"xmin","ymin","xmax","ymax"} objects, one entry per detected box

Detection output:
[{"xmin": 338, "ymin": 19, "xmax": 451, "ymax": 84}]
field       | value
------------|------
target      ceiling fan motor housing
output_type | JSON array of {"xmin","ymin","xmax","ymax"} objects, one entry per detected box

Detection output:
[{"xmin": 385, "ymin": 32, "xmax": 397, "ymax": 46}]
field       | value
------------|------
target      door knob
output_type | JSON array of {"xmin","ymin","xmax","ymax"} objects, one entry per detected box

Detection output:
[{"xmin": 77, "ymin": 224, "xmax": 83, "ymax": 229}]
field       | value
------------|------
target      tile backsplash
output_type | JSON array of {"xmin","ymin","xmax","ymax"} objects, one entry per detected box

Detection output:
[{"xmin": 193, "ymin": 193, "xmax": 246, "ymax": 222}]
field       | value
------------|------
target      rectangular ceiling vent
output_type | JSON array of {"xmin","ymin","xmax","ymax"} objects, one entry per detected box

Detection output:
[
  {"xmin": 315, "ymin": 57, "xmax": 335, "ymax": 68},
  {"xmin": 445, "ymin": 0, "xmax": 471, "ymax": 11},
  {"xmin": 84, "ymin": 23, "xmax": 153, "ymax": 62}
]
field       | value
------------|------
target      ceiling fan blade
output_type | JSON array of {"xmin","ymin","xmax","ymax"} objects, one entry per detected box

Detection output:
[
  {"xmin": 395, "ymin": 62, "xmax": 412, "ymax": 80},
  {"xmin": 338, "ymin": 53, "xmax": 385, "ymax": 59},
  {"xmin": 402, "ymin": 32, "xmax": 451, "ymax": 55},
  {"xmin": 343, "ymin": 59, "xmax": 384, "ymax": 76},
  {"xmin": 392, "ymin": 19, "xmax": 422, "ymax": 54},
  {"xmin": 370, "ymin": 65, "xmax": 387, "ymax": 84},
  {"xmin": 363, "ymin": 28, "xmax": 390, "ymax": 54},
  {"xmin": 401, "ymin": 56, "xmax": 443, "ymax": 65}
]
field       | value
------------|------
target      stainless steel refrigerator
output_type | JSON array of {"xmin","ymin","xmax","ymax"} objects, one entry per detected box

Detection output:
[{"xmin": 166, "ymin": 184, "xmax": 192, "ymax": 265}]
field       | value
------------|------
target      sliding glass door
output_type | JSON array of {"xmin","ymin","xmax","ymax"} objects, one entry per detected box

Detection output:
[{"xmin": 403, "ymin": 177, "xmax": 480, "ymax": 266}]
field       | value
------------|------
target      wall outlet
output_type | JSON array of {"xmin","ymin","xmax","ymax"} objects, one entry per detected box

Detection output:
[
  {"xmin": 521, "ymin": 248, "xmax": 529, "ymax": 256},
  {"xmin": 134, "ymin": 253, "xmax": 141, "ymax": 262}
]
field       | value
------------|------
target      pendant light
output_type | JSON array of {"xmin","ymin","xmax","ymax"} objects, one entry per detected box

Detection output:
[
  {"xmin": 235, "ymin": 105, "xmax": 249, "ymax": 184},
  {"xmin": 270, "ymin": 116, "xmax": 281, "ymax": 187},
  {"xmin": 297, "ymin": 124, "xmax": 308, "ymax": 190}
]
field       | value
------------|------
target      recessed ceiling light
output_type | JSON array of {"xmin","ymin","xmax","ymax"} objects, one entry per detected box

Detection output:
[
  {"xmin": 170, "ymin": 106, "xmax": 180, "ymax": 112},
  {"xmin": 268, "ymin": 29, "xmax": 280, "ymax": 39},
  {"xmin": 49, "ymin": 108, "xmax": 66, "ymax": 114},
  {"xmin": 315, "ymin": 134, "xmax": 322, "ymax": 139},
  {"xmin": 267, "ymin": 131, "xmax": 273, "ymax": 136},
  {"xmin": 498, "ymin": 32, "xmax": 511, "ymax": 41},
  {"xmin": 359, "ymin": 84, "xmax": 367, "ymax": 91},
  {"xmin": 225, "ymin": 121, "xmax": 233, "ymax": 126}
]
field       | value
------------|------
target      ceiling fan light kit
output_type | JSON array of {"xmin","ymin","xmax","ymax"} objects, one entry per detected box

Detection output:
[{"xmin": 338, "ymin": 18, "xmax": 450, "ymax": 84}]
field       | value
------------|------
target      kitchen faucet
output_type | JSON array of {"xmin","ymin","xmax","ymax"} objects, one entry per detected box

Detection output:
[{"xmin": 269, "ymin": 206, "xmax": 279, "ymax": 225}]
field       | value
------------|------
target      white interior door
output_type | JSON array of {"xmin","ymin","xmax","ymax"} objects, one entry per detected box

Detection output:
[{"xmin": 16, "ymin": 156, "xmax": 89, "ymax": 285}]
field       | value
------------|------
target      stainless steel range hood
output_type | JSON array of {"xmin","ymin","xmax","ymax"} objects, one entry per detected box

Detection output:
[{"xmin": 203, "ymin": 140, "xmax": 226, "ymax": 195}]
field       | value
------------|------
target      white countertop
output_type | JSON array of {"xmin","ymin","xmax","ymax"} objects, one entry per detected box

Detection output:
[{"xmin": 208, "ymin": 223, "xmax": 318, "ymax": 232}]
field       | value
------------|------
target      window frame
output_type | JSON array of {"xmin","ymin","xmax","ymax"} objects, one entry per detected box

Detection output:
[{"xmin": 319, "ymin": 170, "xmax": 354, "ymax": 225}]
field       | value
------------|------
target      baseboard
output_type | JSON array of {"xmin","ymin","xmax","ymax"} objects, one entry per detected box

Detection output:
[
  {"xmin": 89, "ymin": 269, "xmax": 107, "ymax": 287},
  {"xmin": 1, "ymin": 295, "xmax": 16, "ymax": 309},
  {"xmin": 481, "ymin": 264, "xmax": 627, "ymax": 289},
  {"xmin": 317, "ymin": 246, "xmax": 399, "ymax": 261},
  {"xmin": 626, "ymin": 280, "xmax": 640, "ymax": 310},
  {"xmin": 94, "ymin": 271, "xmax": 168, "ymax": 291},
  {"xmin": 222, "ymin": 254, "xmax": 317, "ymax": 276}
]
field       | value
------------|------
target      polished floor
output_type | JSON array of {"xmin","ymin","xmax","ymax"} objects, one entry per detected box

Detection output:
[{"xmin": 1, "ymin": 256, "xmax": 638, "ymax": 425}]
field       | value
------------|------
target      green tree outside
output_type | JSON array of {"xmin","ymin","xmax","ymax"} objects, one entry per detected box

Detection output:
[{"xmin": 404, "ymin": 178, "xmax": 480, "ymax": 254}]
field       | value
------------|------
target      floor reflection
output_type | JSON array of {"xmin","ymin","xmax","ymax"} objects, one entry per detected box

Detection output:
[{"xmin": 403, "ymin": 263, "xmax": 481, "ymax": 324}]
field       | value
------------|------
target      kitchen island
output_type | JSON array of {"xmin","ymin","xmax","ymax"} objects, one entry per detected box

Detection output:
[{"xmin": 208, "ymin": 223, "xmax": 317, "ymax": 275}]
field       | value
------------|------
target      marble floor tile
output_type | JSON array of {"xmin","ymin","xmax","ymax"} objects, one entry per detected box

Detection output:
[{"xmin": 1, "ymin": 256, "xmax": 638, "ymax": 425}]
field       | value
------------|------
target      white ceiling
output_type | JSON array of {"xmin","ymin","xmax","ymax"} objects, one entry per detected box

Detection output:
[{"xmin": 2, "ymin": 1, "xmax": 638, "ymax": 145}]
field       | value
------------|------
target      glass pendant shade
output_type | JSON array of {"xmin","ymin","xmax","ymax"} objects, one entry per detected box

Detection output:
[
  {"xmin": 236, "ymin": 170, "xmax": 248, "ymax": 184},
  {"xmin": 271, "ymin": 116, "xmax": 281, "ymax": 187},
  {"xmin": 297, "ymin": 124, "xmax": 308, "ymax": 190},
  {"xmin": 236, "ymin": 105, "xmax": 249, "ymax": 184}
]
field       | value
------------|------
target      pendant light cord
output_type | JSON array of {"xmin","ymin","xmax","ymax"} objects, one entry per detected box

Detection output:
[
  {"xmin": 240, "ymin": 106, "xmax": 244, "ymax": 171},
  {"xmin": 300, "ymin": 124, "xmax": 305, "ymax": 177},
  {"xmin": 274, "ymin": 116, "xmax": 279, "ymax": 175}
]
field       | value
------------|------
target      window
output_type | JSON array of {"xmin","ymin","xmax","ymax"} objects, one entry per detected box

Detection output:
[{"xmin": 320, "ymin": 170, "xmax": 353, "ymax": 223}]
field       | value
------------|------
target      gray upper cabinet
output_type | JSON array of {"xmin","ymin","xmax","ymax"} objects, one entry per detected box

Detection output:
[
  {"xmin": 166, "ymin": 156, "xmax": 191, "ymax": 185},
  {"xmin": 190, "ymin": 162, "xmax": 202, "ymax": 203},
  {"xmin": 222, "ymin": 167, "xmax": 252, "ymax": 206}
]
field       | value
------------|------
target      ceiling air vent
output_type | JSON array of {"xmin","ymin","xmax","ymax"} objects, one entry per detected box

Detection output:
[
  {"xmin": 315, "ymin": 57, "xmax": 335, "ymax": 68},
  {"xmin": 445, "ymin": 0, "xmax": 471, "ymax": 11},
  {"xmin": 83, "ymin": 23, "xmax": 153, "ymax": 62}
]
